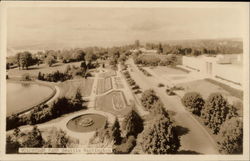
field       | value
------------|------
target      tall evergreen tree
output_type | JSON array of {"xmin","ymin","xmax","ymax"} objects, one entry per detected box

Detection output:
[
  {"xmin": 111, "ymin": 118, "xmax": 122, "ymax": 145},
  {"xmin": 122, "ymin": 110, "xmax": 143, "ymax": 137},
  {"xmin": 139, "ymin": 114, "xmax": 180, "ymax": 154}
]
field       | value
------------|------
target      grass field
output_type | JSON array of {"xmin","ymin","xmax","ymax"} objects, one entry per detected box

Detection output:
[
  {"xmin": 8, "ymin": 62, "xmax": 81, "ymax": 78},
  {"xmin": 177, "ymin": 79, "xmax": 242, "ymax": 104},
  {"xmin": 114, "ymin": 77, "xmax": 124, "ymax": 89},
  {"xmin": 95, "ymin": 91, "xmax": 130, "ymax": 116},
  {"xmin": 112, "ymin": 92, "xmax": 126, "ymax": 110},
  {"xmin": 99, "ymin": 70, "xmax": 116, "ymax": 78},
  {"xmin": 58, "ymin": 78, "xmax": 94, "ymax": 98},
  {"xmin": 150, "ymin": 66, "xmax": 188, "ymax": 75},
  {"xmin": 97, "ymin": 78, "xmax": 112, "ymax": 94}
]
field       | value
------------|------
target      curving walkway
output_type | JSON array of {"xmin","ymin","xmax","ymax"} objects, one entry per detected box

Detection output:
[
  {"xmin": 127, "ymin": 58, "xmax": 219, "ymax": 154},
  {"xmin": 46, "ymin": 85, "xmax": 60, "ymax": 104}
]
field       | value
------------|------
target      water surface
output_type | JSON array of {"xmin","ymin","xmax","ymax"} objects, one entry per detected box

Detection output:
[{"xmin": 7, "ymin": 82, "xmax": 53, "ymax": 116}]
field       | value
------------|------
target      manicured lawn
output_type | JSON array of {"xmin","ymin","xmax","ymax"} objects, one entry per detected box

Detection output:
[
  {"xmin": 95, "ymin": 91, "xmax": 131, "ymax": 116},
  {"xmin": 114, "ymin": 77, "xmax": 124, "ymax": 89},
  {"xmin": 112, "ymin": 92, "xmax": 126, "ymax": 110},
  {"xmin": 8, "ymin": 62, "xmax": 81, "ymax": 78},
  {"xmin": 58, "ymin": 78, "xmax": 94, "ymax": 98},
  {"xmin": 205, "ymin": 78, "xmax": 243, "ymax": 100},
  {"xmin": 150, "ymin": 66, "xmax": 188, "ymax": 75},
  {"xmin": 97, "ymin": 78, "xmax": 112, "ymax": 94},
  {"xmin": 177, "ymin": 79, "xmax": 242, "ymax": 104},
  {"xmin": 99, "ymin": 70, "xmax": 116, "ymax": 78}
]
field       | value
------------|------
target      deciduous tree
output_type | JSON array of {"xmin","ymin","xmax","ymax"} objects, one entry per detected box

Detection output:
[{"xmin": 218, "ymin": 117, "xmax": 243, "ymax": 154}]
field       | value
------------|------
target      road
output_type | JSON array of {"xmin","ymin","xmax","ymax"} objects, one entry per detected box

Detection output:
[{"xmin": 126, "ymin": 58, "xmax": 219, "ymax": 154}]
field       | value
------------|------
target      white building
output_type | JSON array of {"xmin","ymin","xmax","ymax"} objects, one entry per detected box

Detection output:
[
  {"xmin": 182, "ymin": 54, "xmax": 243, "ymax": 88},
  {"xmin": 130, "ymin": 48, "xmax": 157, "ymax": 54}
]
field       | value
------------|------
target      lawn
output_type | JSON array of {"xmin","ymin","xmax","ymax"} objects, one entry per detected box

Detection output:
[
  {"xmin": 95, "ymin": 91, "xmax": 131, "ymax": 116},
  {"xmin": 177, "ymin": 79, "xmax": 242, "ymax": 104},
  {"xmin": 8, "ymin": 62, "xmax": 81, "ymax": 78},
  {"xmin": 58, "ymin": 78, "xmax": 94, "ymax": 98},
  {"xmin": 149, "ymin": 66, "xmax": 188, "ymax": 75},
  {"xmin": 205, "ymin": 78, "xmax": 243, "ymax": 100},
  {"xmin": 99, "ymin": 70, "xmax": 116, "ymax": 78},
  {"xmin": 112, "ymin": 92, "xmax": 126, "ymax": 110},
  {"xmin": 114, "ymin": 77, "xmax": 124, "ymax": 89},
  {"xmin": 97, "ymin": 78, "xmax": 112, "ymax": 94}
]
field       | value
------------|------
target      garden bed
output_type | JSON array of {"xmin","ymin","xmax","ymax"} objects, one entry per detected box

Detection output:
[
  {"xmin": 95, "ymin": 91, "xmax": 130, "ymax": 116},
  {"xmin": 97, "ymin": 78, "xmax": 112, "ymax": 94}
]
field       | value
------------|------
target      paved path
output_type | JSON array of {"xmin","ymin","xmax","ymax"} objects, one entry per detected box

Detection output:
[
  {"xmin": 127, "ymin": 58, "xmax": 219, "ymax": 154},
  {"xmin": 46, "ymin": 85, "xmax": 60, "ymax": 104}
]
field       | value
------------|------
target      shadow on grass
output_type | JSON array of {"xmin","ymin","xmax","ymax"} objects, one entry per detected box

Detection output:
[
  {"xmin": 178, "ymin": 150, "xmax": 202, "ymax": 154},
  {"xmin": 175, "ymin": 125, "xmax": 189, "ymax": 136}
]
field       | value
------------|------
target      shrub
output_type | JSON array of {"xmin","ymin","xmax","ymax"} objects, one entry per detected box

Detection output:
[
  {"xmin": 158, "ymin": 83, "xmax": 165, "ymax": 87},
  {"xmin": 166, "ymin": 88, "xmax": 175, "ymax": 96},
  {"xmin": 6, "ymin": 135, "xmax": 20, "ymax": 154},
  {"xmin": 141, "ymin": 89, "xmax": 160, "ymax": 111},
  {"xmin": 45, "ymin": 55, "xmax": 56, "ymax": 67},
  {"xmin": 201, "ymin": 93, "xmax": 238, "ymax": 134},
  {"xmin": 139, "ymin": 114, "xmax": 180, "ymax": 154},
  {"xmin": 22, "ymin": 126, "xmax": 44, "ymax": 148},
  {"xmin": 134, "ymin": 89, "xmax": 141, "ymax": 94},
  {"xmin": 181, "ymin": 92, "xmax": 204, "ymax": 116},
  {"xmin": 21, "ymin": 73, "xmax": 32, "ymax": 81},
  {"xmin": 171, "ymin": 85, "xmax": 184, "ymax": 91},
  {"xmin": 6, "ymin": 114, "xmax": 28, "ymax": 131},
  {"xmin": 44, "ymin": 128, "xmax": 71, "ymax": 148},
  {"xmin": 150, "ymin": 101, "xmax": 169, "ymax": 118},
  {"xmin": 113, "ymin": 136, "xmax": 136, "ymax": 154},
  {"xmin": 89, "ymin": 122, "xmax": 112, "ymax": 145},
  {"xmin": 132, "ymin": 85, "xmax": 139, "ymax": 90},
  {"xmin": 218, "ymin": 117, "xmax": 243, "ymax": 154},
  {"xmin": 7, "ymin": 95, "xmax": 85, "ymax": 130}
]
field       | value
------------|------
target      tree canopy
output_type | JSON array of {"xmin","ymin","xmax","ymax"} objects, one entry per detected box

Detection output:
[
  {"xmin": 218, "ymin": 117, "xmax": 243, "ymax": 154},
  {"xmin": 139, "ymin": 114, "xmax": 180, "ymax": 154}
]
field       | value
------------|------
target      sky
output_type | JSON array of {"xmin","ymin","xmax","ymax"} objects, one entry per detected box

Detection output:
[{"xmin": 7, "ymin": 6, "xmax": 246, "ymax": 51}]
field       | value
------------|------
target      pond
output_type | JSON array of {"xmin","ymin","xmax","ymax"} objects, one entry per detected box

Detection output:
[
  {"xmin": 7, "ymin": 81, "xmax": 54, "ymax": 116},
  {"xmin": 67, "ymin": 113, "xmax": 107, "ymax": 133}
]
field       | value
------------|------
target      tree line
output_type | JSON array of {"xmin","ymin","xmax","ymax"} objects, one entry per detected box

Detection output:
[
  {"xmin": 181, "ymin": 92, "xmax": 243, "ymax": 154},
  {"xmin": 6, "ymin": 126, "xmax": 77, "ymax": 153}
]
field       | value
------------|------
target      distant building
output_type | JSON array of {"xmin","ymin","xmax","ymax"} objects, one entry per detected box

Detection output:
[
  {"xmin": 182, "ymin": 54, "xmax": 243, "ymax": 88},
  {"xmin": 130, "ymin": 48, "xmax": 157, "ymax": 54}
]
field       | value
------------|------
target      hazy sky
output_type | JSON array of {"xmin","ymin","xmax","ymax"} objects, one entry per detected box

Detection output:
[{"xmin": 7, "ymin": 7, "xmax": 246, "ymax": 50}]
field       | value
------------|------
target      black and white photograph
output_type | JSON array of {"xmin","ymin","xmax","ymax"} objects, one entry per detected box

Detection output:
[{"xmin": 0, "ymin": 1, "xmax": 249, "ymax": 161}]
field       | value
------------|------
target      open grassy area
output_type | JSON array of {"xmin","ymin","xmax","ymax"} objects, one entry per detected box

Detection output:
[
  {"xmin": 205, "ymin": 78, "xmax": 243, "ymax": 100},
  {"xmin": 95, "ymin": 91, "xmax": 131, "ymax": 116},
  {"xmin": 58, "ymin": 78, "xmax": 94, "ymax": 98},
  {"xmin": 114, "ymin": 77, "xmax": 124, "ymax": 89},
  {"xmin": 97, "ymin": 78, "xmax": 112, "ymax": 94},
  {"xmin": 99, "ymin": 70, "xmax": 116, "ymax": 78},
  {"xmin": 149, "ymin": 66, "xmax": 188, "ymax": 75},
  {"xmin": 177, "ymin": 79, "xmax": 242, "ymax": 104},
  {"xmin": 8, "ymin": 62, "xmax": 81, "ymax": 78}
]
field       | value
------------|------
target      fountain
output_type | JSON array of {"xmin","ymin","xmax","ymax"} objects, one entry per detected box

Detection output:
[{"xmin": 67, "ymin": 113, "xmax": 107, "ymax": 133}]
